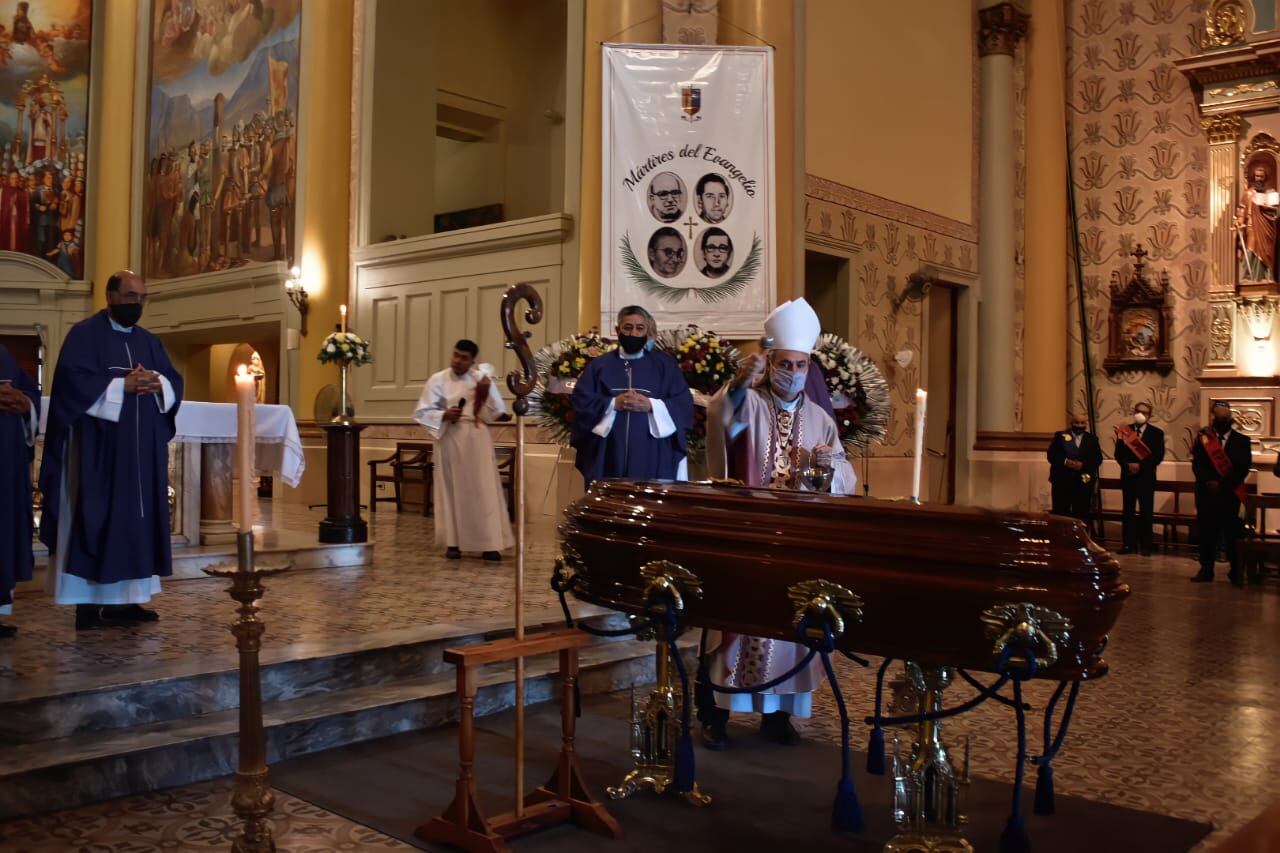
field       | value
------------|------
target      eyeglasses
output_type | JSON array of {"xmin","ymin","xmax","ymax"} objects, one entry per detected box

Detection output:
[
  {"xmin": 705, "ymin": 243, "xmax": 730, "ymax": 253},
  {"xmin": 651, "ymin": 189, "xmax": 683, "ymax": 200},
  {"xmin": 656, "ymin": 248, "xmax": 686, "ymax": 259}
]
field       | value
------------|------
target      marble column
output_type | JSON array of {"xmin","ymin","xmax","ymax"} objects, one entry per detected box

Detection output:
[
  {"xmin": 200, "ymin": 443, "xmax": 238, "ymax": 545},
  {"xmin": 977, "ymin": 2, "xmax": 1028, "ymax": 434},
  {"xmin": 1021, "ymin": 0, "xmax": 1067, "ymax": 433}
]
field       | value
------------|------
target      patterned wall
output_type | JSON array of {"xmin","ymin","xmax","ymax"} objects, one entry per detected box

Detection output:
[
  {"xmin": 805, "ymin": 178, "xmax": 978, "ymax": 455},
  {"xmin": 1066, "ymin": 0, "xmax": 1210, "ymax": 459}
]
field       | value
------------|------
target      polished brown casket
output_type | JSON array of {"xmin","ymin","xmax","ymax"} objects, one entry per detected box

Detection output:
[{"xmin": 559, "ymin": 481, "xmax": 1130, "ymax": 680}]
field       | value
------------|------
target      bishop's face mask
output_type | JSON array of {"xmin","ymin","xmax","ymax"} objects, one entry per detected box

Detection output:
[
  {"xmin": 1133, "ymin": 412, "xmax": 1148, "ymax": 425},
  {"xmin": 770, "ymin": 366, "xmax": 807, "ymax": 398},
  {"xmin": 108, "ymin": 301, "xmax": 143, "ymax": 328}
]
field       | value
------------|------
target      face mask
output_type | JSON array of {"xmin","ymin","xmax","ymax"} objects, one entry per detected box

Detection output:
[
  {"xmin": 1214, "ymin": 417, "xmax": 1232, "ymax": 433},
  {"xmin": 771, "ymin": 368, "xmax": 807, "ymax": 398},
  {"xmin": 1070, "ymin": 427, "xmax": 1085, "ymax": 435},
  {"xmin": 617, "ymin": 333, "xmax": 646, "ymax": 355},
  {"xmin": 108, "ymin": 302, "xmax": 143, "ymax": 328},
  {"xmin": 1133, "ymin": 412, "xmax": 1148, "ymax": 425}
]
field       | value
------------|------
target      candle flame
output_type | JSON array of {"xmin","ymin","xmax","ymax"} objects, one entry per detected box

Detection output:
[
  {"xmin": 340, "ymin": 304, "xmax": 347, "ymax": 315},
  {"xmin": 237, "ymin": 364, "xmax": 249, "ymax": 378}
]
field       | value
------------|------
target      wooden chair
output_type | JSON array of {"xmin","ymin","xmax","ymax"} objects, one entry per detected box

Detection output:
[
  {"xmin": 366, "ymin": 442, "xmax": 434, "ymax": 514},
  {"xmin": 496, "ymin": 446, "xmax": 516, "ymax": 522}
]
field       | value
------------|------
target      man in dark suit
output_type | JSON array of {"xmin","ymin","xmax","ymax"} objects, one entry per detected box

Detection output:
[
  {"xmin": 1191, "ymin": 401, "xmax": 1253, "ymax": 587},
  {"xmin": 1114, "ymin": 401, "xmax": 1165, "ymax": 555},
  {"xmin": 1047, "ymin": 410, "xmax": 1103, "ymax": 522}
]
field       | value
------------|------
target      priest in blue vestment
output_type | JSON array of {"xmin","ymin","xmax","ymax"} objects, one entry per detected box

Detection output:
[
  {"xmin": 570, "ymin": 305, "xmax": 693, "ymax": 487},
  {"xmin": 0, "ymin": 345, "xmax": 38, "ymax": 637},
  {"xmin": 40, "ymin": 270, "xmax": 183, "ymax": 630}
]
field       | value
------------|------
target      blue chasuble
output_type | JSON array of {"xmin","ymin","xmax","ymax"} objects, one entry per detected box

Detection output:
[
  {"xmin": 0, "ymin": 345, "xmax": 38, "ymax": 607},
  {"xmin": 39, "ymin": 310, "xmax": 184, "ymax": 584},
  {"xmin": 570, "ymin": 349, "xmax": 692, "ymax": 487}
]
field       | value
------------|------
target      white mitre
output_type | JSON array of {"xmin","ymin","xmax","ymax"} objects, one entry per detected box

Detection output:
[{"xmin": 763, "ymin": 297, "xmax": 821, "ymax": 353}]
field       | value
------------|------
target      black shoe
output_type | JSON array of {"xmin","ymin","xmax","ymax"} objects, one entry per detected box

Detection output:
[
  {"xmin": 445, "ymin": 547, "xmax": 461, "ymax": 560},
  {"xmin": 701, "ymin": 722, "xmax": 729, "ymax": 751},
  {"xmin": 110, "ymin": 604, "xmax": 159, "ymax": 622},
  {"xmin": 1117, "ymin": 546, "xmax": 1134, "ymax": 555},
  {"xmin": 1140, "ymin": 548, "xmax": 1154, "ymax": 557},
  {"xmin": 0, "ymin": 623, "xmax": 15, "ymax": 638},
  {"xmin": 75, "ymin": 605, "xmax": 107, "ymax": 630},
  {"xmin": 1190, "ymin": 571, "xmax": 1214, "ymax": 583},
  {"xmin": 482, "ymin": 551, "xmax": 502, "ymax": 562},
  {"xmin": 1229, "ymin": 571, "xmax": 1245, "ymax": 589},
  {"xmin": 760, "ymin": 711, "xmax": 801, "ymax": 746}
]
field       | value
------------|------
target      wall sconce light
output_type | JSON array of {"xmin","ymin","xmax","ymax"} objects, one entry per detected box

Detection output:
[
  {"xmin": 1239, "ymin": 296, "xmax": 1277, "ymax": 342},
  {"xmin": 285, "ymin": 266, "xmax": 309, "ymax": 336}
]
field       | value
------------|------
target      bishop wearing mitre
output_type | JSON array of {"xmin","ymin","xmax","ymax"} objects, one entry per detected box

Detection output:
[{"xmin": 700, "ymin": 297, "xmax": 857, "ymax": 749}]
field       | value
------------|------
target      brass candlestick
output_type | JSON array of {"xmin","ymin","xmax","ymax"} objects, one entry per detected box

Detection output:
[{"xmin": 204, "ymin": 531, "xmax": 290, "ymax": 853}]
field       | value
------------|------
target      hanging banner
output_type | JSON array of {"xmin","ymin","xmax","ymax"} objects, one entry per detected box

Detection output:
[{"xmin": 601, "ymin": 44, "xmax": 775, "ymax": 337}]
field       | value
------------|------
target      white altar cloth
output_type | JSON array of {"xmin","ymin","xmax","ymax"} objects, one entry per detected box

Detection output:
[{"xmin": 38, "ymin": 399, "xmax": 305, "ymax": 488}]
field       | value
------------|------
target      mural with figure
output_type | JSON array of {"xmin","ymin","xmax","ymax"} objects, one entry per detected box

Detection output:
[
  {"xmin": 143, "ymin": 0, "xmax": 300, "ymax": 280},
  {"xmin": 0, "ymin": 0, "xmax": 92, "ymax": 277}
]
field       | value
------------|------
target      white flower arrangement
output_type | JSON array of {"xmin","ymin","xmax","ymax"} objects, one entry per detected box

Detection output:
[{"xmin": 317, "ymin": 331, "xmax": 373, "ymax": 366}]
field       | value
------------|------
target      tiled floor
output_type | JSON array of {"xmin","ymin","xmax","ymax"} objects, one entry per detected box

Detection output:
[{"xmin": 1, "ymin": 500, "xmax": 1277, "ymax": 850}]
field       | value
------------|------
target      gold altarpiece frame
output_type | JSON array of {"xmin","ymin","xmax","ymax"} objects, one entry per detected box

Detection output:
[{"xmin": 1176, "ymin": 0, "xmax": 1280, "ymax": 459}]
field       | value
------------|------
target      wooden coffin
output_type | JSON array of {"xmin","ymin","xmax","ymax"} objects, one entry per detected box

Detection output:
[{"xmin": 559, "ymin": 481, "xmax": 1131, "ymax": 680}]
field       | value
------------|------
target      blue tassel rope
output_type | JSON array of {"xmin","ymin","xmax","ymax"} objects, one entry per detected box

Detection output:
[
  {"xmin": 999, "ymin": 659, "xmax": 1034, "ymax": 853},
  {"xmin": 1000, "ymin": 677, "xmax": 1031, "ymax": 853},
  {"xmin": 818, "ymin": 627, "xmax": 863, "ymax": 833},
  {"xmin": 1033, "ymin": 763, "xmax": 1055, "ymax": 817},
  {"xmin": 1032, "ymin": 679, "xmax": 1080, "ymax": 816},
  {"xmin": 866, "ymin": 657, "xmax": 893, "ymax": 775}
]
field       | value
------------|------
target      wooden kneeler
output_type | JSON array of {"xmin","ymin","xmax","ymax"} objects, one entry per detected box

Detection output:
[{"xmin": 415, "ymin": 627, "xmax": 622, "ymax": 852}]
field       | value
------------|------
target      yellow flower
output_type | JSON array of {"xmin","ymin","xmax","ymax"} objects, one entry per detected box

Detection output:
[
  {"xmin": 574, "ymin": 357, "xmax": 585, "ymax": 368},
  {"xmin": 559, "ymin": 363, "xmax": 570, "ymax": 375}
]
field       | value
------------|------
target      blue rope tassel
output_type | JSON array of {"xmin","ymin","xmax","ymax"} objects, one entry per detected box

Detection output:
[
  {"xmin": 668, "ymin": 628, "xmax": 697, "ymax": 794},
  {"xmin": 1032, "ymin": 680, "xmax": 1080, "ymax": 816},
  {"xmin": 818, "ymin": 628, "xmax": 863, "ymax": 833},
  {"xmin": 866, "ymin": 657, "xmax": 894, "ymax": 776},
  {"xmin": 999, "ymin": 651, "xmax": 1036, "ymax": 853},
  {"xmin": 1000, "ymin": 675, "xmax": 1032, "ymax": 853}
]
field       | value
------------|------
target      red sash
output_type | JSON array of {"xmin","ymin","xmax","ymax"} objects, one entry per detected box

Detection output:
[
  {"xmin": 1114, "ymin": 424, "xmax": 1151, "ymax": 462},
  {"xmin": 1201, "ymin": 430, "xmax": 1246, "ymax": 502}
]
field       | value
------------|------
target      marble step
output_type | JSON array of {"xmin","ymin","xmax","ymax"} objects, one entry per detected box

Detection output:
[
  {"xmin": 0, "ymin": 632, "xmax": 690, "ymax": 820},
  {"xmin": 0, "ymin": 605, "xmax": 627, "ymax": 744}
]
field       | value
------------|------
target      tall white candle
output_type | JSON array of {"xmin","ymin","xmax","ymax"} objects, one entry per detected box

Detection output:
[
  {"xmin": 234, "ymin": 364, "xmax": 256, "ymax": 532},
  {"xmin": 912, "ymin": 388, "xmax": 927, "ymax": 503},
  {"xmin": 340, "ymin": 304, "xmax": 347, "ymax": 333}
]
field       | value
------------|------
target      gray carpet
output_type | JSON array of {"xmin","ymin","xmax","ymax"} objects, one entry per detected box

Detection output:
[{"xmin": 273, "ymin": 695, "xmax": 1212, "ymax": 852}]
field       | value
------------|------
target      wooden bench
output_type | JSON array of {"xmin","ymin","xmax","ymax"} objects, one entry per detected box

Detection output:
[
  {"xmin": 1094, "ymin": 478, "xmax": 1258, "ymax": 550},
  {"xmin": 1240, "ymin": 492, "xmax": 1280, "ymax": 584},
  {"xmin": 366, "ymin": 442, "xmax": 433, "ymax": 515}
]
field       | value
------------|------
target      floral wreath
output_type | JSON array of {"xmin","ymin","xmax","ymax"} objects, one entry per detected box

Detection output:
[
  {"xmin": 812, "ymin": 333, "xmax": 890, "ymax": 452},
  {"xmin": 619, "ymin": 231, "xmax": 763, "ymax": 305},
  {"xmin": 530, "ymin": 331, "xmax": 616, "ymax": 447},
  {"xmin": 654, "ymin": 325, "xmax": 740, "ymax": 452}
]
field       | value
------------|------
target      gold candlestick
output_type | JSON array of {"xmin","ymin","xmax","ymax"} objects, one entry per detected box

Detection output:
[{"xmin": 205, "ymin": 532, "xmax": 290, "ymax": 852}]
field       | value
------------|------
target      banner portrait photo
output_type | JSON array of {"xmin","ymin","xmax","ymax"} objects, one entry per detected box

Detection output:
[{"xmin": 601, "ymin": 44, "xmax": 775, "ymax": 336}]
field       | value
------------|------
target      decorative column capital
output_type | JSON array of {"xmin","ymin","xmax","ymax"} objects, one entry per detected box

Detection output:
[
  {"xmin": 1201, "ymin": 112, "xmax": 1243, "ymax": 145},
  {"xmin": 978, "ymin": 3, "xmax": 1029, "ymax": 57}
]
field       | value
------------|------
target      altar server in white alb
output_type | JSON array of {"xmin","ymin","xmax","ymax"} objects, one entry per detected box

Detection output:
[
  {"xmin": 413, "ymin": 339, "xmax": 514, "ymax": 562},
  {"xmin": 39, "ymin": 270, "xmax": 183, "ymax": 630},
  {"xmin": 700, "ymin": 297, "xmax": 856, "ymax": 749}
]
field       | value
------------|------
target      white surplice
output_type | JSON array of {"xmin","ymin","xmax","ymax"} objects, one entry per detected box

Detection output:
[
  {"xmin": 412, "ymin": 368, "xmax": 515, "ymax": 553},
  {"xmin": 704, "ymin": 384, "xmax": 857, "ymax": 716},
  {"xmin": 47, "ymin": 318, "xmax": 177, "ymax": 605}
]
